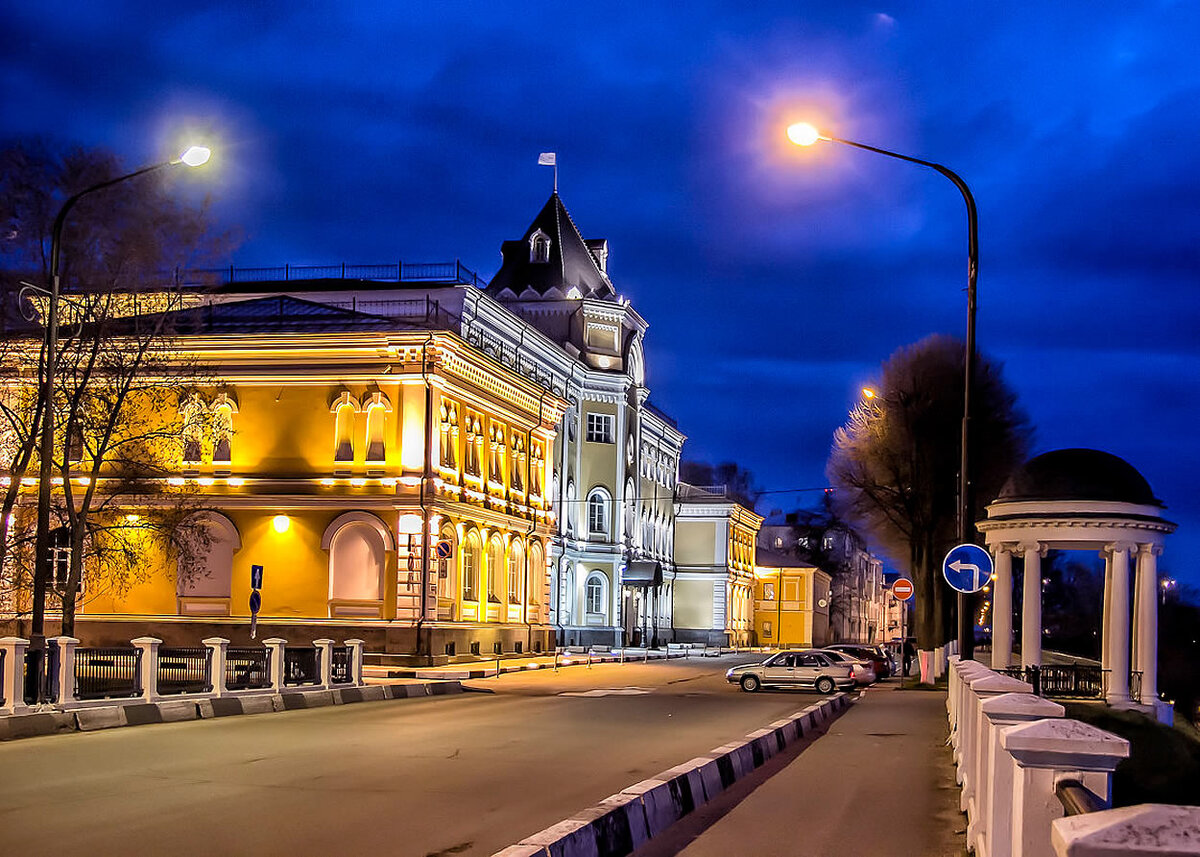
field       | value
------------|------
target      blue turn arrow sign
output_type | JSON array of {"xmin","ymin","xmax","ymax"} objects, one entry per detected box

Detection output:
[{"xmin": 942, "ymin": 543, "xmax": 993, "ymax": 594}]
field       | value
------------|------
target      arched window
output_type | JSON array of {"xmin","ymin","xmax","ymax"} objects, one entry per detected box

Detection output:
[
  {"xmin": 461, "ymin": 532, "xmax": 480, "ymax": 601},
  {"xmin": 212, "ymin": 394, "xmax": 237, "ymax": 464},
  {"xmin": 176, "ymin": 512, "xmax": 240, "ymax": 615},
  {"xmin": 328, "ymin": 522, "xmax": 386, "ymax": 609},
  {"xmin": 331, "ymin": 393, "xmax": 360, "ymax": 463},
  {"xmin": 585, "ymin": 572, "xmax": 606, "ymax": 617},
  {"xmin": 508, "ymin": 540, "xmax": 523, "ymax": 604},
  {"xmin": 566, "ymin": 480, "xmax": 578, "ymax": 535},
  {"xmin": 436, "ymin": 525, "xmax": 456, "ymax": 600},
  {"xmin": 587, "ymin": 488, "xmax": 610, "ymax": 539},
  {"xmin": 365, "ymin": 396, "xmax": 390, "ymax": 462},
  {"xmin": 487, "ymin": 536, "xmax": 504, "ymax": 603},
  {"xmin": 180, "ymin": 395, "xmax": 205, "ymax": 464},
  {"xmin": 528, "ymin": 541, "xmax": 544, "ymax": 606},
  {"xmin": 560, "ymin": 557, "xmax": 574, "ymax": 622},
  {"xmin": 530, "ymin": 229, "xmax": 551, "ymax": 264}
]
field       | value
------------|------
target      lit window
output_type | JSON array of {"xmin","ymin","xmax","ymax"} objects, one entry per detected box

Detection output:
[
  {"xmin": 508, "ymin": 541, "xmax": 523, "ymax": 605},
  {"xmin": 462, "ymin": 534, "xmax": 480, "ymax": 601},
  {"xmin": 365, "ymin": 399, "xmax": 389, "ymax": 462},
  {"xmin": 587, "ymin": 489, "xmax": 610, "ymax": 538},
  {"xmin": 530, "ymin": 229, "xmax": 551, "ymax": 264},
  {"xmin": 586, "ymin": 572, "xmax": 605, "ymax": 615},
  {"xmin": 586, "ymin": 413, "xmax": 614, "ymax": 444}
]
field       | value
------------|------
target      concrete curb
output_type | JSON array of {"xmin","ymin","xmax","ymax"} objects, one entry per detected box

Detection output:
[
  {"xmin": 0, "ymin": 680, "xmax": 463, "ymax": 742},
  {"xmin": 494, "ymin": 692, "xmax": 853, "ymax": 857}
]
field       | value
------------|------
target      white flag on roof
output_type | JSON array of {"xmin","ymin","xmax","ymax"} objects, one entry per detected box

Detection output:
[{"xmin": 538, "ymin": 152, "xmax": 556, "ymax": 166}]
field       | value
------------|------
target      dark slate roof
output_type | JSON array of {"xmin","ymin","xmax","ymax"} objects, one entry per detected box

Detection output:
[
  {"xmin": 997, "ymin": 448, "xmax": 1161, "ymax": 506},
  {"xmin": 486, "ymin": 193, "xmax": 615, "ymax": 300},
  {"xmin": 151, "ymin": 295, "xmax": 400, "ymax": 334}
]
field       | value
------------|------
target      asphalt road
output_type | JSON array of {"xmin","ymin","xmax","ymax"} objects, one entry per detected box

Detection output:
[{"xmin": 0, "ymin": 654, "xmax": 836, "ymax": 857}]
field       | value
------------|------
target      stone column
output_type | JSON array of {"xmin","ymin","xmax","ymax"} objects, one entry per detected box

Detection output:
[
  {"xmin": 0, "ymin": 637, "xmax": 30, "ymax": 715},
  {"xmin": 1101, "ymin": 550, "xmax": 1113, "ymax": 673},
  {"xmin": 1105, "ymin": 542, "xmax": 1135, "ymax": 705},
  {"xmin": 1134, "ymin": 543, "xmax": 1162, "ymax": 706},
  {"xmin": 131, "ymin": 637, "xmax": 162, "ymax": 702},
  {"xmin": 992, "ymin": 545, "xmax": 1014, "ymax": 670},
  {"xmin": 1001, "ymin": 719, "xmax": 1129, "ymax": 857},
  {"xmin": 203, "ymin": 637, "xmax": 230, "ymax": 696},
  {"xmin": 262, "ymin": 638, "xmax": 287, "ymax": 690},
  {"xmin": 1052, "ymin": 805, "xmax": 1200, "ymax": 857},
  {"xmin": 977, "ymin": 693, "xmax": 1065, "ymax": 857},
  {"xmin": 313, "ymin": 639, "xmax": 334, "ymax": 689},
  {"xmin": 49, "ymin": 636, "xmax": 79, "ymax": 706},
  {"xmin": 1020, "ymin": 542, "xmax": 1045, "ymax": 668},
  {"xmin": 962, "ymin": 673, "xmax": 1033, "ymax": 816},
  {"xmin": 345, "ymin": 639, "xmax": 366, "ymax": 686}
]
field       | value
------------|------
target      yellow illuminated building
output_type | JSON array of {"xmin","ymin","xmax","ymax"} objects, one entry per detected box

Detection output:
[
  {"xmin": 752, "ymin": 552, "xmax": 832, "ymax": 648},
  {"xmin": 25, "ymin": 300, "xmax": 567, "ymax": 660}
]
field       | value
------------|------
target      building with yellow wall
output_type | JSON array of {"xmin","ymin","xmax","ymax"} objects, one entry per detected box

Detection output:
[
  {"xmin": 673, "ymin": 484, "xmax": 763, "ymax": 646},
  {"xmin": 752, "ymin": 547, "xmax": 832, "ymax": 648},
  {"xmin": 21, "ymin": 299, "xmax": 567, "ymax": 661}
]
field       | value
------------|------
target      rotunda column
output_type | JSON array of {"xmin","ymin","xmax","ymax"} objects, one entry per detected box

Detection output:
[
  {"xmin": 991, "ymin": 544, "xmax": 1014, "ymax": 670},
  {"xmin": 1134, "ymin": 543, "xmax": 1162, "ymax": 703},
  {"xmin": 1019, "ymin": 541, "xmax": 1046, "ymax": 668},
  {"xmin": 1105, "ymin": 541, "xmax": 1136, "ymax": 705},
  {"xmin": 1101, "ymin": 549, "xmax": 1113, "ymax": 673}
]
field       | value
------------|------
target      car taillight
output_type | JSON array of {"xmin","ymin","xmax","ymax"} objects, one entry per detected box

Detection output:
[{"xmin": 848, "ymin": 667, "xmax": 855, "ymax": 679}]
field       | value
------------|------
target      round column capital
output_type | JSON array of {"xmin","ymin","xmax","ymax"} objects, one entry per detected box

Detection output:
[
  {"xmin": 1017, "ymin": 540, "xmax": 1046, "ymax": 558},
  {"xmin": 1105, "ymin": 540, "xmax": 1138, "ymax": 557},
  {"xmin": 1137, "ymin": 543, "xmax": 1164, "ymax": 558}
]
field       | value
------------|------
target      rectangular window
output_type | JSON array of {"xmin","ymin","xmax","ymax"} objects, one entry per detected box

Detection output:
[{"xmin": 586, "ymin": 413, "xmax": 614, "ymax": 444}]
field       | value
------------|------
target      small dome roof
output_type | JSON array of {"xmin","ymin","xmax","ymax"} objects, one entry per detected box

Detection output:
[{"xmin": 997, "ymin": 449, "xmax": 1161, "ymax": 506}]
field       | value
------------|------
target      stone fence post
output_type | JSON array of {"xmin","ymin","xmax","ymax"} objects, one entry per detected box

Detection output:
[
  {"xmin": 313, "ymin": 639, "xmax": 334, "ymax": 689},
  {"xmin": 975, "ymin": 693, "xmax": 1065, "ymax": 857},
  {"xmin": 49, "ymin": 636, "xmax": 79, "ymax": 706},
  {"xmin": 1052, "ymin": 804, "xmax": 1200, "ymax": 856},
  {"xmin": 131, "ymin": 637, "xmax": 161, "ymax": 702},
  {"xmin": 0, "ymin": 637, "xmax": 29, "ymax": 715},
  {"xmin": 203, "ymin": 637, "xmax": 230, "ymax": 696},
  {"xmin": 963, "ymin": 673, "xmax": 1034, "ymax": 813},
  {"xmin": 1001, "ymin": 719, "xmax": 1130, "ymax": 857},
  {"xmin": 345, "ymin": 639, "xmax": 365, "ymax": 686},
  {"xmin": 262, "ymin": 638, "xmax": 287, "ymax": 690}
]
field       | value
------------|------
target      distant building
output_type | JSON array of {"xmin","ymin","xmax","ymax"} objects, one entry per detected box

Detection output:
[
  {"xmin": 752, "ymin": 547, "xmax": 832, "ymax": 648},
  {"xmin": 673, "ymin": 484, "xmax": 763, "ymax": 646},
  {"xmin": 758, "ymin": 510, "xmax": 887, "ymax": 645}
]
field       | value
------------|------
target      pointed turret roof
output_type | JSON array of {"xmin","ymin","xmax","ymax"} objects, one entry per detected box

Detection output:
[{"xmin": 486, "ymin": 193, "xmax": 616, "ymax": 300}]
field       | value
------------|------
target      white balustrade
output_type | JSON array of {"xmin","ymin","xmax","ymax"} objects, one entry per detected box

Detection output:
[{"xmin": 0, "ymin": 637, "xmax": 30, "ymax": 715}]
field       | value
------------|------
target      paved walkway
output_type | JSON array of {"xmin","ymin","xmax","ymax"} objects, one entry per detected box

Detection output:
[{"xmin": 639, "ymin": 682, "xmax": 966, "ymax": 857}]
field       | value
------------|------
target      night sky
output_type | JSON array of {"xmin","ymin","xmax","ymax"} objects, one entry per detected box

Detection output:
[{"xmin": 3, "ymin": 2, "xmax": 1198, "ymax": 586}]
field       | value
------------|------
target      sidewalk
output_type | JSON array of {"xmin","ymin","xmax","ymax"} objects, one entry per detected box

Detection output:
[{"xmin": 662, "ymin": 682, "xmax": 966, "ymax": 857}]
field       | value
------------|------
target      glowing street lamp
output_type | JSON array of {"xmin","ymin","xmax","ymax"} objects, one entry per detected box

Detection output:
[
  {"xmin": 789, "ymin": 121, "xmax": 980, "ymax": 660},
  {"xmin": 30, "ymin": 145, "xmax": 212, "ymax": 657}
]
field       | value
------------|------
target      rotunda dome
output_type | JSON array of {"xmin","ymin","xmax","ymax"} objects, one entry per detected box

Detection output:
[{"xmin": 997, "ymin": 449, "xmax": 1160, "ymax": 506}]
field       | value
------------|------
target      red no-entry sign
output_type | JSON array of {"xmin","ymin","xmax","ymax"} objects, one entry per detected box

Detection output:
[{"xmin": 892, "ymin": 578, "xmax": 915, "ymax": 601}]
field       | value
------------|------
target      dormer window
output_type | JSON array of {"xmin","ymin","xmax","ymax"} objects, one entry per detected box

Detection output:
[{"xmin": 530, "ymin": 229, "xmax": 551, "ymax": 264}]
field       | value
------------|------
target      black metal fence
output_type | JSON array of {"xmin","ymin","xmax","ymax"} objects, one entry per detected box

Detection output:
[
  {"xmin": 157, "ymin": 647, "xmax": 212, "ymax": 695},
  {"xmin": 284, "ymin": 647, "xmax": 320, "ymax": 686},
  {"xmin": 997, "ymin": 663, "xmax": 1143, "ymax": 704},
  {"xmin": 226, "ymin": 648, "xmax": 271, "ymax": 691},
  {"xmin": 179, "ymin": 260, "xmax": 486, "ymax": 289},
  {"xmin": 74, "ymin": 647, "xmax": 142, "ymax": 701},
  {"xmin": 329, "ymin": 646, "xmax": 352, "ymax": 685}
]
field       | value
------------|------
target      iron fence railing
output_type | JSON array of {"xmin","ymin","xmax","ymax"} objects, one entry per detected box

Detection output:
[
  {"xmin": 178, "ymin": 260, "xmax": 486, "ymax": 289},
  {"xmin": 226, "ymin": 648, "xmax": 271, "ymax": 691},
  {"xmin": 74, "ymin": 647, "xmax": 142, "ymax": 701},
  {"xmin": 156, "ymin": 647, "xmax": 212, "ymax": 695},
  {"xmin": 996, "ymin": 663, "xmax": 1143, "ymax": 704},
  {"xmin": 0, "ymin": 647, "xmax": 5, "ymax": 707},
  {"xmin": 284, "ymin": 647, "xmax": 321, "ymax": 686},
  {"xmin": 330, "ymin": 646, "xmax": 352, "ymax": 685}
]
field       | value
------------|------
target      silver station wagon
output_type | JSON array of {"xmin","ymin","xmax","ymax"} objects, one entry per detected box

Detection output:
[{"xmin": 725, "ymin": 649, "xmax": 857, "ymax": 694}]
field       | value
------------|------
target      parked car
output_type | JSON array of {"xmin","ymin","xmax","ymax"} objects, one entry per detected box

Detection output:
[
  {"xmin": 817, "ymin": 648, "xmax": 877, "ymax": 685},
  {"xmin": 726, "ymin": 649, "xmax": 856, "ymax": 694},
  {"xmin": 826, "ymin": 643, "xmax": 894, "ymax": 679}
]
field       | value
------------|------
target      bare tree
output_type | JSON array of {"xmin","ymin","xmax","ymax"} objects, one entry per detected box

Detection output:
[
  {"xmin": 827, "ymin": 335, "xmax": 1032, "ymax": 654},
  {"xmin": 0, "ymin": 138, "xmax": 233, "ymax": 636}
]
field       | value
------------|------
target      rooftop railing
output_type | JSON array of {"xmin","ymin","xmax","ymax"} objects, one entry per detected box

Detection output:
[{"xmin": 177, "ymin": 260, "xmax": 486, "ymax": 289}]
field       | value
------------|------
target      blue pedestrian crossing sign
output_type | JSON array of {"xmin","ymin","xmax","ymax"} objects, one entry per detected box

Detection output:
[
  {"xmin": 251, "ymin": 564, "xmax": 264, "ymax": 589},
  {"xmin": 942, "ymin": 544, "xmax": 993, "ymax": 594}
]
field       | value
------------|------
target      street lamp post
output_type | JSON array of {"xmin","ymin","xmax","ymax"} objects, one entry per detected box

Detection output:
[
  {"xmin": 789, "ymin": 123, "xmax": 979, "ymax": 661},
  {"xmin": 29, "ymin": 146, "xmax": 211, "ymax": 658}
]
